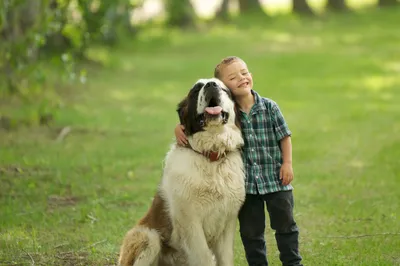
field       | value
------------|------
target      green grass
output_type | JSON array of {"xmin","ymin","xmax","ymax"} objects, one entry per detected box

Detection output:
[{"xmin": 1, "ymin": 8, "xmax": 400, "ymax": 266}]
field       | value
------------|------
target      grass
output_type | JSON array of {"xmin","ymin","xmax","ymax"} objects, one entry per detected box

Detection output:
[{"xmin": 1, "ymin": 7, "xmax": 400, "ymax": 266}]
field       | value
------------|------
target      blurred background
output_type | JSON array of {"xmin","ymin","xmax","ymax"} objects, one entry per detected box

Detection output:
[{"xmin": 1, "ymin": 0, "xmax": 400, "ymax": 265}]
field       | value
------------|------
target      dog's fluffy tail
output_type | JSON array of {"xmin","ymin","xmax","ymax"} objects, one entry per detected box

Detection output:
[{"xmin": 118, "ymin": 226, "xmax": 161, "ymax": 266}]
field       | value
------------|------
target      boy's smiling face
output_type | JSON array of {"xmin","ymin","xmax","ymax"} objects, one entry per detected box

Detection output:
[{"xmin": 219, "ymin": 60, "xmax": 253, "ymax": 98}]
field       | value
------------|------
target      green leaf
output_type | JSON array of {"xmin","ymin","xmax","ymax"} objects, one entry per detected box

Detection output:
[{"xmin": 62, "ymin": 23, "xmax": 84, "ymax": 48}]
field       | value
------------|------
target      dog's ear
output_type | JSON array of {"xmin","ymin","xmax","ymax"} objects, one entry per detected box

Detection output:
[
  {"xmin": 229, "ymin": 92, "xmax": 241, "ymax": 130},
  {"xmin": 177, "ymin": 96, "xmax": 195, "ymax": 136},
  {"xmin": 177, "ymin": 81, "xmax": 207, "ymax": 136},
  {"xmin": 234, "ymin": 102, "xmax": 242, "ymax": 130},
  {"xmin": 176, "ymin": 97, "xmax": 188, "ymax": 125}
]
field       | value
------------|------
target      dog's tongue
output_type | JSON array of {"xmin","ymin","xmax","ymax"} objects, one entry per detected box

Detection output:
[{"xmin": 205, "ymin": 106, "xmax": 223, "ymax": 115}]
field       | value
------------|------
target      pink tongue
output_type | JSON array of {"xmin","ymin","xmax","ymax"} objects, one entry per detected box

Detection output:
[{"xmin": 205, "ymin": 106, "xmax": 223, "ymax": 115}]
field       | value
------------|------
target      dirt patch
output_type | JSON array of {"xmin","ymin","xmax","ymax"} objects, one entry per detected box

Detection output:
[
  {"xmin": 47, "ymin": 195, "xmax": 80, "ymax": 209},
  {"xmin": 55, "ymin": 251, "xmax": 90, "ymax": 266},
  {"xmin": 0, "ymin": 165, "xmax": 53, "ymax": 177}
]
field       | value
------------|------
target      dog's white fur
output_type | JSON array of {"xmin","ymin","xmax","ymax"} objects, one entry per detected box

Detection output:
[{"xmin": 119, "ymin": 78, "xmax": 245, "ymax": 266}]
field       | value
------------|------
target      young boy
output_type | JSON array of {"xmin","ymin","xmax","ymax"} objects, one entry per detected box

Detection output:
[{"xmin": 175, "ymin": 56, "xmax": 303, "ymax": 266}]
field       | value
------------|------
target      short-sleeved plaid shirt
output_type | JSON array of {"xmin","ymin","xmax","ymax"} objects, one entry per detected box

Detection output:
[{"xmin": 240, "ymin": 90, "xmax": 293, "ymax": 195}]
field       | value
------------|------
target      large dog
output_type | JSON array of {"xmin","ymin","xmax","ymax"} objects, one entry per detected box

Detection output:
[{"xmin": 118, "ymin": 78, "xmax": 246, "ymax": 266}]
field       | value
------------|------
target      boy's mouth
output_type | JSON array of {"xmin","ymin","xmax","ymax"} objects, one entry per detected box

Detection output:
[{"xmin": 239, "ymin": 82, "xmax": 249, "ymax": 88}]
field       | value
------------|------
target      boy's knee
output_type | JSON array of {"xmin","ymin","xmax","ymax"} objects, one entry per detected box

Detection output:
[
  {"xmin": 271, "ymin": 212, "xmax": 295, "ymax": 232},
  {"xmin": 239, "ymin": 220, "xmax": 265, "ymax": 238},
  {"xmin": 268, "ymin": 198, "xmax": 296, "ymax": 232}
]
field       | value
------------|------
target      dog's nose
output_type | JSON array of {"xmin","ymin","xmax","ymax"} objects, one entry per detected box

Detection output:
[{"xmin": 205, "ymin": 81, "xmax": 217, "ymax": 89}]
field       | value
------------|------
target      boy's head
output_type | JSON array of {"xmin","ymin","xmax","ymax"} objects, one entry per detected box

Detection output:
[{"xmin": 214, "ymin": 56, "xmax": 253, "ymax": 98}]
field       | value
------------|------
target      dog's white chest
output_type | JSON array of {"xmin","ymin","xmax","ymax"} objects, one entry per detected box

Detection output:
[
  {"xmin": 162, "ymin": 149, "xmax": 245, "ymax": 205},
  {"xmin": 162, "ymin": 149, "xmax": 245, "ymax": 238}
]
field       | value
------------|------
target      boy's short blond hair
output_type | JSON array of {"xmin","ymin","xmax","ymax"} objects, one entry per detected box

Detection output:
[{"xmin": 214, "ymin": 56, "xmax": 246, "ymax": 79}]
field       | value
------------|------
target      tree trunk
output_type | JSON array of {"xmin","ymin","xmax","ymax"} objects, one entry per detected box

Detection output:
[
  {"xmin": 238, "ymin": 0, "xmax": 265, "ymax": 15},
  {"xmin": 379, "ymin": 0, "xmax": 398, "ymax": 6},
  {"xmin": 1, "ymin": 0, "xmax": 42, "ymax": 93},
  {"xmin": 292, "ymin": 0, "xmax": 315, "ymax": 15},
  {"xmin": 327, "ymin": 0, "xmax": 348, "ymax": 12},
  {"xmin": 166, "ymin": 0, "xmax": 196, "ymax": 28},
  {"xmin": 215, "ymin": 0, "xmax": 230, "ymax": 20}
]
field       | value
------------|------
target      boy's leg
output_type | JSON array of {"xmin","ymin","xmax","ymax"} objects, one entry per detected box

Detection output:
[
  {"xmin": 238, "ymin": 194, "xmax": 268, "ymax": 266},
  {"xmin": 264, "ymin": 190, "xmax": 303, "ymax": 266}
]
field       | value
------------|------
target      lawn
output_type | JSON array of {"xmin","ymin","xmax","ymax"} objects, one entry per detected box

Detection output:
[{"xmin": 1, "ymin": 7, "xmax": 400, "ymax": 266}]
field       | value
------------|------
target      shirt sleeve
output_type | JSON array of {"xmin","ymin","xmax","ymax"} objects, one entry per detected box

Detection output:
[{"xmin": 271, "ymin": 102, "xmax": 292, "ymax": 141}]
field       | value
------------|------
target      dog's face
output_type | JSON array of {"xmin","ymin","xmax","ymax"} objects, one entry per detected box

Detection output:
[{"xmin": 177, "ymin": 78, "xmax": 240, "ymax": 136}]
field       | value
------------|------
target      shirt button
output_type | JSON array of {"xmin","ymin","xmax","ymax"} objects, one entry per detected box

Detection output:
[
  {"xmin": 249, "ymin": 134, "xmax": 252, "ymax": 137},
  {"xmin": 251, "ymin": 148, "xmax": 255, "ymax": 152},
  {"xmin": 253, "ymin": 162, "xmax": 257, "ymax": 165},
  {"xmin": 255, "ymin": 176, "xmax": 259, "ymax": 179}
]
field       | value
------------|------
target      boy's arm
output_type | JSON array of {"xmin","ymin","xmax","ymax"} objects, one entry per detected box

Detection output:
[
  {"xmin": 279, "ymin": 136, "xmax": 294, "ymax": 186},
  {"xmin": 270, "ymin": 101, "xmax": 294, "ymax": 185},
  {"xmin": 280, "ymin": 136, "xmax": 292, "ymax": 164},
  {"xmin": 175, "ymin": 124, "xmax": 188, "ymax": 145}
]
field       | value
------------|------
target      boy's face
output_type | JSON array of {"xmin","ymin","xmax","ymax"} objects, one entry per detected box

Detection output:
[{"xmin": 219, "ymin": 60, "xmax": 253, "ymax": 98}]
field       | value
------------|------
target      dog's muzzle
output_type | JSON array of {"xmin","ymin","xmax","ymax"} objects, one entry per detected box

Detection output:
[
  {"xmin": 199, "ymin": 111, "xmax": 229, "ymax": 127},
  {"xmin": 199, "ymin": 82, "xmax": 229, "ymax": 126}
]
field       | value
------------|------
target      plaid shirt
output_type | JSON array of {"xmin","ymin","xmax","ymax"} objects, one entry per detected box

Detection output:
[{"xmin": 240, "ymin": 90, "xmax": 293, "ymax": 195}]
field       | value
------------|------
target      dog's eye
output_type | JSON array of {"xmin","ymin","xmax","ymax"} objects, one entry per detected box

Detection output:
[{"xmin": 222, "ymin": 88, "xmax": 230, "ymax": 94}]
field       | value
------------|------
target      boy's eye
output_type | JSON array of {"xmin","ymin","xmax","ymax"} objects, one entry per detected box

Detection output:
[{"xmin": 229, "ymin": 77, "xmax": 235, "ymax": 81}]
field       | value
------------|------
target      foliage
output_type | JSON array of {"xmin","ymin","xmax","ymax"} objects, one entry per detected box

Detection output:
[
  {"xmin": 0, "ymin": 0, "xmax": 133, "ymax": 127},
  {"xmin": 165, "ymin": 0, "xmax": 195, "ymax": 27}
]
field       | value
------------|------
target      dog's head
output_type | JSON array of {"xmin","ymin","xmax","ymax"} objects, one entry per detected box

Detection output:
[{"xmin": 177, "ymin": 78, "xmax": 241, "ymax": 136}]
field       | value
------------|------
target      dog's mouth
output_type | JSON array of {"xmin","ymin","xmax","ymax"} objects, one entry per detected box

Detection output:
[{"xmin": 202, "ymin": 98, "xmax": 229, "ymax": 124}]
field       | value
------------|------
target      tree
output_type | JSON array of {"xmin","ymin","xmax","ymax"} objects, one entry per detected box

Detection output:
[
  {"xmin": 166, "ymin": 0, "xmax": 196, "ymax": 28},
  {"xmin": 326, "ymin": 0, "xmax": 348, "ymax": 12},
  {"xmin": 379, "ymin": 0, "xmax": 398, "ymax": 6},
  {"xmin": 215, "ymin": 0, "xmax": 230, "ymax": 21},
  {"xmin": 238, "ymin": 0, "xmax": 265, "ymax": 15},
  {"xmin": 292, "ymin": 0, "xmax": 315, "ymax": 16}
]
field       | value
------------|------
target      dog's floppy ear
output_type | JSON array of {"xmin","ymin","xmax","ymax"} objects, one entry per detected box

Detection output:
[
  {"xmin": 177, "ymin": 96, "xmax": 196, "ymax": 136},
  {"xmin": 226, "ymin": 89, "xmax": 241, "ymax": 130},
  {"xmin": 177, "ymin": 80, "xmax": 208, "ymax": 136},
  {"xmin": 177, "ymin": 97, "xmax": 188, "ymax": 125},
  {"xmin": 234, "ymin": 103, "xmax": 241, "ymax": 130}
]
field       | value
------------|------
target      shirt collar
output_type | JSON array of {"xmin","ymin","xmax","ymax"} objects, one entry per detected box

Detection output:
[{"xmin": 250, "ymin": 90, "xmax": 266, "ymax": 113}]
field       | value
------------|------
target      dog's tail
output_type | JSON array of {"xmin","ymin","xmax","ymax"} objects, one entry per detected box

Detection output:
[{"xmin": 118, "ymin": 226, "xmax": 161, "ymax": 266}]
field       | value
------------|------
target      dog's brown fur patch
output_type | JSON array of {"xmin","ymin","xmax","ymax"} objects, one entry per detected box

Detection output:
[{"xmin": 137, "ymin": 192, "xmax": 172, "ymax": 242}]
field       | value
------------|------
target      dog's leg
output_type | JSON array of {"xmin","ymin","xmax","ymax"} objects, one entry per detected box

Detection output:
[
  {"xmin": 183, "ymin": 224, "xmax": 215, "ymax": 266},
  {"xmin": 212, "ymin": 218, "xmax": 236, "ymax": 266},
  {"xmin": 172, "ymin": 218, "xmax": 216, "ymax": 266}
]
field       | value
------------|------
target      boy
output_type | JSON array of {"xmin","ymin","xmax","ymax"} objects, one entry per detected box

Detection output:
[{"xmin": 175, "ymin": 56, "xmax": 303, "ymax": 266}]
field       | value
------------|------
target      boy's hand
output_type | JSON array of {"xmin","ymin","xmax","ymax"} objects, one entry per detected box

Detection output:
[
  {"xmin": 280, "ymin": 162, "xmax": 294, "ymax": 186},
  {"xmin": 175, "ymin": 124, "xmax": 188, "ymax": 146}
]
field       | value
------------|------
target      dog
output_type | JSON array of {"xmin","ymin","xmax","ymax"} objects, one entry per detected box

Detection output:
[{"xmin": 118, "ymin": 78, "xmax": 246, "ymax": 266}]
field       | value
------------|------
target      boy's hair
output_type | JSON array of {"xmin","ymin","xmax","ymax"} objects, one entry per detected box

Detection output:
[{"xmin": 214, "ymin": 56, "xmax": 245, "ymax": 79}]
